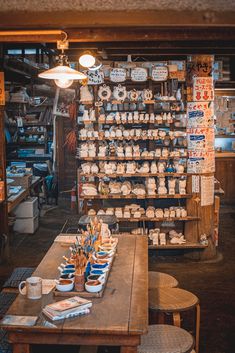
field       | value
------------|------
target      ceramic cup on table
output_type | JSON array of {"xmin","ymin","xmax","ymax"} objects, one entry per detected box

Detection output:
[
  {"xmin": 91, "ymin": 263, "xmax": 109, "ymax": 271},
  {"xmin": 60, "ymin": 273, "xmax": 75, "ymax": 281},
  {"xmin": 90, "ymin": 269, "xmax": 107, "ymax": 276},
  {"xmin": 19, "ymin": 276, "xmax": 42, "ymax": 300}
]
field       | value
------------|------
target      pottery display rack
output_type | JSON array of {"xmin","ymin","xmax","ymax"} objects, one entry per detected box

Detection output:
[{"xmin": 76, "ymin": 73, "xmax": 208, "ymax": 251}]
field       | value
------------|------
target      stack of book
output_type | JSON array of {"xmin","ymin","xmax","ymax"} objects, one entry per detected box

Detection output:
[{"xmin": 42, "ymin": 296, "xmax": 92, "ymax": 321}]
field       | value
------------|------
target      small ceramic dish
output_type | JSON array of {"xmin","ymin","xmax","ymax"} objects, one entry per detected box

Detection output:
[
  {"xmin": 85, "ymin": 280, "xmax": 102, "ymax": 293},
  {"xmin": 87, "ymin": 273, "xmax": 106, "ymax": 284},
  {"xmin": 56, "ymin": 279, "xmax": 74, "ymax": 292},
  {"xmin": 90, "ymin": 269, "xmax": 107, "ymax": 276},
  {"xmin": 91, "ymin": 263, "xmax": 109, "ymax": 270},
  {"xmin": 60, "ymin": 263, "xmax": 75, "ymax": 269},
  {"xmin": 60, "ymin": 273, "xmax": 75, "ymax": 281}
]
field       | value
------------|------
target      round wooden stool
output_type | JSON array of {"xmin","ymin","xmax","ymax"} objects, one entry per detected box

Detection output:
[
  {"xmin": 138, "ymin": 324, "xmax": 194, "ymax": 353},
  {"xmin": 149, "ymin": 288, "xmax": 200, "ymax": 353},
  {"xmin": 148, "ymin": 271, "xmax": 179, "ymax": 289}
]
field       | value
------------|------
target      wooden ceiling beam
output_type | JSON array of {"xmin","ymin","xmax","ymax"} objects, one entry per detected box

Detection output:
[
  {"xmin": 0, "ymin": 26, "xmax": 235, "ymax": 43},
  {"xmin": 0, "ymin": 10, "xmax": 234, "ymax": 28}
]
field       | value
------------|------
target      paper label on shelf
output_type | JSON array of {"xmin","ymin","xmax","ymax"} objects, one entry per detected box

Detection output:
[
  {"xmin": 187, "ymin": 128, "xmax": 214, "ymax": 151},
  {"xmin": 0, "ymin": 72, "xmax": 5, "ymax": 105},
  {"xmin": 131, "ymin": 67, "xmax": 148, "ymax": 82},
  {"xmin": 201, "ymin": 175, "xmax": 214, "ymax": 206},
  {"xmin": 193, "ymin": 77, "xmax": 214, "ymax": 102},
  {"xmin": 110, "ymin": 68, "xmax": 127, "ymax": 82},
  {"xmin": 192, "ymin": 175, "xmax": 200, "ymax": 193},
  {"xmin": 187, "ymin": 101, "xmax": 214, "ymax": 128},
  {"xmin": 187, "ymin": 150, "xmax": 215, "ymax": 173},
  {"xmin": 151, "ymin": 66, "xmax": 168, "ymax": 81}
]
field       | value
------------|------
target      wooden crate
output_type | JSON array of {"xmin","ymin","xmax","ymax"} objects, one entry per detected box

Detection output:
[{"xmin": 11, "ymin": 174, "xmax": 32, "ymax": 189}]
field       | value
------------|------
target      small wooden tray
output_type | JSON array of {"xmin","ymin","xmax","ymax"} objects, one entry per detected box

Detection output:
[{"xmin": 53, "ymin": 251, "xmax": 116, "ymax": 299}]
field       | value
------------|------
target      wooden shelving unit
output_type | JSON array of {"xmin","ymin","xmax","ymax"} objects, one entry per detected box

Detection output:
[{"xmin": 76, "ymin": 71, "xmax": 205, "ymax": 251}]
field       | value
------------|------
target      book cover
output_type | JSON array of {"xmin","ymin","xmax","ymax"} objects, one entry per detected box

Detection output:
[{"xmin": 45, "ymin": 296, "xmax": 92, "ymax": 313}]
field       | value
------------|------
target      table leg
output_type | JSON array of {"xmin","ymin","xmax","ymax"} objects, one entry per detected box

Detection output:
[
  {"xmin": 195, "ymin": 303, "xmax": 201, "ymax": 353},
  {"xmin": 120, "ymin": 347, "xmax": 137, "ymax": 353},
  {"xmin": 13, "ymin": 343, "xmax": 30, "ymax": 353}
]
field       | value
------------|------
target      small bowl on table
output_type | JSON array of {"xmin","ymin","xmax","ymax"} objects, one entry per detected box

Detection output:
[
  {"xmin": 85, "ymin": 280, "xmax": 102, "ymax": 293},
  {"xmin": 56, "ymin": 279, "xmax": 74, "ymax": 292}
]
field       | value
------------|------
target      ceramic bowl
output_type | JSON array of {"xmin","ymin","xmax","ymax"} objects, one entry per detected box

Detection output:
[
  {"xmin": 91, "ymin": 263, "xmax": 109, "ymax": 270},
  {"xmin": 85, "ymin": 280, "xmax": 102, "ymax": 293},
  {"xmin": 61, "ymin": 263, "xmax": 75, "ymax": 269},
  {"xmin": 60, "ymin": 273, "xmax": 75, "ymax": 281},
  {"xmin": 61, "ymin": 269, "xmax": 76, "ymax": 276},
  {"xmin": 56, "ymin": 279, "xmax": 74, "ymax": 292},
  {"xmin": 90, "ymin": 269, "xmax": 107, "ymax": 276},
  {"xmin": 87, "ymin": 274, "xmax": 106, "ymax": 284},
  {"xmin": 96, "ymin": 251, "xmax": 110, "ymax": 259}
]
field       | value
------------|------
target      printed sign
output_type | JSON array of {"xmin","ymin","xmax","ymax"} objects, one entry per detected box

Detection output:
[
  {"xmin": 87, "ymin": 70, "xmax": 104, "ymax": 85},
  {"xmin": 192, "ymin": 175, "xmax": 200, "ymax": 193},
  {"xmin": 168, "ymin": 61, "xmax": 186, "ymax": 81},
  {"xmin": 201, "ymin": 175, "xmax": 214, "ymax": 206},
  {"xmin": 0, "ymin": 72, "xmax": 5, "ymax": 105},
  {"xmin": 187, "ymin": 128, "xmax": 214, "ymax": 151},
  {"xmin": 110, "ymin": 68, "xmax": 127, "ymax": 82},
  {"xmin": 193, "ymin": 77, "xmax": 214, "ymax": 102},
  {"xmin": 151, "ymin": 66, "xmax": 168, "ymax": 81},
  {"xmin": 187, "ymin": 150, "xmax": 215, "ymax": 173},
  {"xmin": 187, "ymin": 102, "xmax": 214, "ymax": 128},
  {"xmin": 131, "ymin": 67, "xmax": 148, "ymax": 82}
]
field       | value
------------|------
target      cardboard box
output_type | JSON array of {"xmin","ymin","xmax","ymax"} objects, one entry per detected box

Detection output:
[
  {"xmin": 11, "ymin": 174, "xmax": 32, "ymax": 189},
  {"xmin": 14, "ymin": 197, "xmax": 38, "ymax": 218}
]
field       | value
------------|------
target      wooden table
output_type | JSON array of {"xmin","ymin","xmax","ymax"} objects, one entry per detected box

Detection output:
[{"xmin": 1, "ymin": 234, "xmax": 148, "ymax": 353}]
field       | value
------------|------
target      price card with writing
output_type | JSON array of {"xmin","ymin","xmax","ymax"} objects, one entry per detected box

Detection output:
[
  {"xmin": 193, "ymin": 77, "xmax": 214, "ymax": 102},
  {"xmin": 187, "ymin": 150, "xmax": 215, "ymax": 173},
  {"xmin": 151, "ymin": 66, "xmax": 168, "ymax": 81},
  {"xmin": 201, "ymin": 175, "xmax": 214, "ymax": 206},
  {"xmin": 187, "ymin": 101, "xmax": 214, "ymax": 128},
  {"xmin": 131, "ymin": 67, "xmax": 148, "ymax": 82},
  {"xmin": 187, "ymin": 127, "xmax": 214, "ymax": 151},
  {"xmin": 110, "ymin": 68, "xmax": 127, "ymax": 82}
]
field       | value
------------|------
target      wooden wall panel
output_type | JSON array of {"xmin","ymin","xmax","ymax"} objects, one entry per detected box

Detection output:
[{"xmin": 215, "ymin": 158, "xmax": 235, "ymax": 204}]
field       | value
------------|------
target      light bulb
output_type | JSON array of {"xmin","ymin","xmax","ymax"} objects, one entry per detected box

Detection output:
[
  {"xmin": 55, "ymin": 78, "xmax": 73, "ymax": 88},
  {"xmin": 79, "ymin": 53, "xmax": 96, "ymax": 68}
]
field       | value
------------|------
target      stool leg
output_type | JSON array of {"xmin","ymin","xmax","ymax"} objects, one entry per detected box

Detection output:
[
  {"xmin": 195, "ymin": 303, "xmax": 200, "ymax": 353},
  {"xmin": 158, "ymin": 312, "xmax": 165, "ymax": 324},
  {"xmin": 173, "ymin": 312, "xmax": 181, "ymax": 327}
]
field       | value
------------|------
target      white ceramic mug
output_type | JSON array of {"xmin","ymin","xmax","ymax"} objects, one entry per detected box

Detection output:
[{"xmin": 19, "ymin": 276, "xmax": 42, "ymax": 299}]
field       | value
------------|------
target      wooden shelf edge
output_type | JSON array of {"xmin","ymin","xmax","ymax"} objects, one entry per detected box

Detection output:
[
  {"xmin": 148, "ymin": 242, "xmax": 208, "ymax": 249},
  {"xmin": 80, "ymin": 194, "xmax": 192, "ymax": 199},
  {"xmin": 79, "ymin": 172, "xmax": 188, "ymax": 178},
  {"xmin": 77, "ymin": 156, "xmax": 188, "ymax": 161},
  {"xmin": 117, "ymin": 217, "xmax": 200, "ymax": 222}
]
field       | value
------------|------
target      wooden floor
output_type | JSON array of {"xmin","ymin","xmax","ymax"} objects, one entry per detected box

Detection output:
[{"xmin": 0, "ymin": 201, "xmax": 235, "ymax": 353}]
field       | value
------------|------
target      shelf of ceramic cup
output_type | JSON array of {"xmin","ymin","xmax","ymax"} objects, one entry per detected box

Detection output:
[
  {"xmin": 78, "ymin": 156, "xmax": 188, "ymax": 161},
  {"xmin": 109, "ymin": 99, "xmax": 183, "ymax": 105},
  {"xmin": 116, "ymin": 216, "xmax": 200, "ymax": 222},
  {"xmin": 80, "ymin": 172, "xmax": 189, "ymax": 178},
  {"xmin": 148, "ymin": 242, "xmax": 208, "ymax": 250},
  {"xmin": 101, "ymin": 109, "xmax": 186, "ymax": 114},
  {"xmin": 80, "ymin": 194, "xmax": 192, "ymax": 199},
  {"xmin": 78, "ymin": 138, "xmax": 187, "ymax": 145}
]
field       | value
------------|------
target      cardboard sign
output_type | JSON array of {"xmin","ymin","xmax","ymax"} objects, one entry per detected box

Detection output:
[
  {"xmin": 187, "ymin": 102, "xmax": 214, "ymax": 128},
  {"xmin": 168, "ymin": 61, "xmax": 186, "ymax": 81},
  {"xmin": 0, "ymin": 72, "xmax": 5, "ymax": 105},
  {"xmin": 201, "ymin": 175, "xmax": 214, "ymax": 206},
  {"xmin": 110, "ymin": 68, "xmax": 127, "ymax": 82},
  {"xmin": 151, "ymin": 66, "xmax": 168, "ymax": 81},
  {"xmin": 131, "ymin": 67, "xmax": 148, "ymax": 82},
  {"xmin": 87, "ymin": 70, "xmax": 104, "ymax": 85},
  {"xmin": 193, "ymin": 77, "xmax": 214, "ymax": 102},
  {"xmin": 187, "ymin": 128, "xmax": 214, "ymax": 151},
  {"xmin": 187, "ymin": 150, "xmax": 215, "ymax": 173}
]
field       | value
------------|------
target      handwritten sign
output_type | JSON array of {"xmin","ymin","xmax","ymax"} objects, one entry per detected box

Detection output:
[
  {"xmin": 151, "ymin": 66, "xmax": 168, "ymax": 81},
  {"xmin": 131, "ymin": 67, "xmax": 148, "ymax": 82},
  {"xmin": 0, "ymin": 72, "xmax": 5, "ymax": 105},
  {"xmin": 187, "ymin": 128, "xmax": 214, "ymax": 151},
  {"xmin": 187, "ymin": 150, "xmax": 215, "ymax": 173},
  {"xmin": 168, "ymin": 61, "xmax": 186, "ymax": 81},
  {"xmin": 201, "ymin": 175, "xmax": 214, "ymax": 206},
  {"xmin": 193, "ymin": 77, "xmax": 214, "ymax": 102},
  {"xmin": 110, "ymin": 68, "xmax": 127, "ymax": 82},
  {"xmin": 187, "ymin": 102, "xmax": 214, "ymax": 128},
  {"xmin": 87, "ymin": 70, "xmax": 104, "ymax": 85}
]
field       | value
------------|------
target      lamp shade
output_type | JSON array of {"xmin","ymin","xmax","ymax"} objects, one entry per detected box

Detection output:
[{"xmin": 38, "ymin": 65, "xmax": 87, "ymax": 80}]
